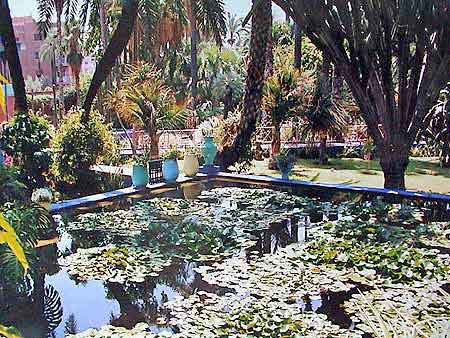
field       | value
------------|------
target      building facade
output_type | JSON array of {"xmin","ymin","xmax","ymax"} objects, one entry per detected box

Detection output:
[{"xmin": 12, "ymin": 16, "xmax": 52, "ymax": 81}]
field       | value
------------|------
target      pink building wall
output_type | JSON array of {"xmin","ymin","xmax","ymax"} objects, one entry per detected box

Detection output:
[{"xmin": 11, "ymin": 16, "xmax": 53, "ymax": 81}]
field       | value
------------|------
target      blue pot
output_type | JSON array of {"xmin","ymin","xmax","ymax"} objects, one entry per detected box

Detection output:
[
  {"xmin": 132, "ymin": 164, "xmax": 149, "ymax": 187},
  {"xmin": 281, "ymin": 171, "xmax": 290, "ymax": 180},
  {"xmin": 202, "ymin": 137, "xmax": 217, "ymax": 166},
  {"xmin": 162, "ymin": 159, "xmax": 179, "ymax": 183}
]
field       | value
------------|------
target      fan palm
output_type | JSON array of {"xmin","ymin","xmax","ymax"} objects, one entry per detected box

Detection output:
[
  {"xmin": 263, "ymin": 67, "xmax": 314, "ymax": 169},
  {"xmin": 299, "ymin": 76, "xmax": 348, "ymax": 165},
  {"xmin": 108, "ymin": 63, "xmax": 188, "ymax": 158},
  {"xmin": 422, "ymin": 84, "xmax": 450, "ymax": 167}
]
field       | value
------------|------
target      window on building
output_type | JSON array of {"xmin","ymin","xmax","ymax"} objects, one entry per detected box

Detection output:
[
  {"xmin": 34, "ymin": 33, "xmax": 43, "ymax": 41},
  {"xmin": 34, "ymin": 51, "xmax": 40, "ymax": 59},
  {"xmin": 16, "ymin": 42, "xmax": 22, "ymax": 51}
]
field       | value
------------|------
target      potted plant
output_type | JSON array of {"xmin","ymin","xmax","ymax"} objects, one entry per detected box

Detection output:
[
  {"xmin": 132, "ymin": 145, "xmax": 151, "ymax": 187},
  {"xmin": 363, "ymin": 138, "xmax": 376, "ymax": 161},
  {"xmin": 161, "ymin": 147, "xmax": 181, "ymax": 183},
  {"xmin": 275, "ymin": 150, "xmax": 295, "ymax": 180},
  {"xmin": 31, "ymin": 188, "xmax": 53, "ymax": 210},
  {"xmin": 183, "ymin": 147, "xmax": 200, "ymax": 177},
  {"xmin": 200, "ymin": 122, "xmax": 218, "ymax": 167}
]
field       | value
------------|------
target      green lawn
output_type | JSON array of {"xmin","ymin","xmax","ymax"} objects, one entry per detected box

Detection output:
[{"xmin": 252, "ymin": 157, "xmax": 450, "ymax": 194}]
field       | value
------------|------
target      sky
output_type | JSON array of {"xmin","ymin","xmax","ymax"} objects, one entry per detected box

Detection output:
[{"xmin": 9, "ymin": 0, "xmax": 285, "ymax": 21}]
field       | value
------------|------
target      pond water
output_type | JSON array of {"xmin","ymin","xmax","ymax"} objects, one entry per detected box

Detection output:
[{"xmin": 1, "ymin": 180, "xmax": 449, "ymax": 338}]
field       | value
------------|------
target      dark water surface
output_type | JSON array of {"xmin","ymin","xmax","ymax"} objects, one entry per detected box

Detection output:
[{"xmin": 2, "ymin": 180, "xmax": 449, "ymax": 337}]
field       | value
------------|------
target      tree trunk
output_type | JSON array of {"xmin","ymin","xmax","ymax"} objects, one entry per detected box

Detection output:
[
  {"xmin": 82, "ymin": 0, "xmax": 138, "ymax": 122},
  {"xmin": 0, "ymin": 0, "xmax": 28, "ymax": 112},
  {"xmin": 319, "ymin": 134, "xmax": 328, "ymax": 165},
  {"xmin": 74, "ymin": 69, "xmax": 81, "ymax": 106},
  {"xmin": 265, "ymin": 2, "xmax": 273, "ymax": 79},
  {"xmin": 216, "ymin": 0, "xmax": 271, "ymax": 169},
  {"xmin": 294, "ymin": 24, "xmax": 302, "ymax": 71},
  {"xmin": 56, "ymin": 11, "xmax": 65, "ymax": 119},
  {"xmin": 150, "ymin": 133, "xmax": 160, "ymax": 159},
  {"xmin": 379, "ymin": 145, "xmax": 409, "ymax": 190},
  {"xmin": 99, "ymin": 0, "xmax": 113, "ymax": 102},
  {"xmin": 189, "ymin": 0, "xmax": 198, "ymax": 107},
  {"xmin": 268, "ymin": 121, "xmax": 281, "ymax": 169},
  {"xmin": 321, "ymin": 52, "xmax": 331, "ymax": 96},
  {"xmin": 332, "ymin": 67, "xmax": 343, "ymax": 101}
]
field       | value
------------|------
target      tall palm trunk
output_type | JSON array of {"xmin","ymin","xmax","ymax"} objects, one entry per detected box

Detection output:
[
  {"xmin": 0, "ymin": 0, "xmax": 28, "ymax": 113},
  {"xmin": 189, "ymin": 0, "xmax": 198, "ymax": 107},
  {"xmin": 82, "ymin": 0, "xmax": 139, "ymax": 122},
  {"xmin": 55, "ymin": 6, "xmax": 65, "ymax": 119},
  {"xmin": 294, "ymin": 24, "xmax": 302, "ymax": 71},
  {"xmin": 319, "ymin": 53, "xmax": 331, "ymax": 165},
  {"xmin": 99, "ymin": 0, "xmax": 112, "ymax": 92},
  {"xmin": 265, "ymin": 2, "xmax": 273, "ymax": 79},
  {"xmin": 217, "ymin": 0, "xmax": 271, "ymax": 169},
  {"xmin": 319, "ymin": 134, "xmax": 328, "ymax": 165}
]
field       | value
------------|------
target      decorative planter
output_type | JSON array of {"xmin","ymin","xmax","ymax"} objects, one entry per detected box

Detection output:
[
  {"xmin": 281, "ymin": 171, "xmax": 290, "ymax": 180},
  {"xmin": 183, "ymin": 154, "xmax": 199, "ymax": 177},
  {"xmin": 132, "ymin": 164, "xmax": 149, "ymax": 187},
  {"xmin": 202, "ymin": 137, "xmax": 217, "ymax": 166},
  {"xmin": 162, "ymin": 159, "xmax": 179, "ymax": 183}
]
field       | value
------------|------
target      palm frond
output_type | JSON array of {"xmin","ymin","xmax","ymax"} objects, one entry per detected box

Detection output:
[{"xmin": 37, "ymin": 0, "xmax": 55, "ymax": 37}]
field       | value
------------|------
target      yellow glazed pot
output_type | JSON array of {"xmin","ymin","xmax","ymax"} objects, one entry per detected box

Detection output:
[{"xmin": 183, "ymin": 154, "xmax": 199, "ymax": 177}]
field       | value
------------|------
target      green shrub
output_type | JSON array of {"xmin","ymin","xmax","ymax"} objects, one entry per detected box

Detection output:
[
  {"xmin": 0, "ymin": 111, "xmax": 52, "ymax": 188},
  {"xmin": 0, "ymin": 166, "xmax": 28, "ymax": 204},
  {"xmin": 51, "ymin": 110, "xmax": 119, "ymax": 184}
]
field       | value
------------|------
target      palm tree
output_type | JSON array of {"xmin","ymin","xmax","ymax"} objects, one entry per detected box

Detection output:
[
  {"xmin": 66, "ymin": 24, "xmax": 83, "ymax": 106},
  {"xmin": 0, "ymin": 0, "xmax": 28, "ymax": 112},
  {"xmin": 217, "ymin": 0, "xmax": 272, "ymax": 169},
  {"xmin": 274, "ymin": 0, "xmax": 450, "ymax": 189},
  {"xmin": 225, "ymin": 13, "xmax": 244, "ymax": 47},
  {"xmin": 188, "ymin": 0, "xmax": 226, "ymax": 106},
  {"xmin": 37, "ymin": 0, "xmax": 78, "ymax": 117},
  {"xmin": 299, "ymin": 57, "xmax": 347, "ymax": 165},
  {"xmin": 108, "ymin": 63, "xmax": 188, "ymax": 158},
  {"xmin": 262, "ymin": 67, "xmax": 309, "ymax": 169},
  {"xmin": 82, "ymin": 0, "xmax": 139, "ymax": 120}
]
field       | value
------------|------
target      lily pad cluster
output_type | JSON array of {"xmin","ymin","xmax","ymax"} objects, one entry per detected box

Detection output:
[
  {"xmin": 168, "ymin": 291, "xmax": 364, "ymax": 338},
  {"xmin": 59, "ymin": 244, "xmax": 171, "ymax": 283},
  {"xmin": 61, "ymin": 187, "xmax": 450, "ymax": 337},
  {"xmin": 344, "ymin": 284, "xmax": 450, "ymax": 336}
]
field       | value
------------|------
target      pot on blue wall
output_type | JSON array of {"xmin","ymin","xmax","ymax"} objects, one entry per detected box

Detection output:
[
  {"xmin": 132, "ymin": 164, "xmax": 149, "ymax": 187},
  {"xmin": 162, "ymin": 159, "xmax": 179, "ymax": 183},
  {"xmin": 202, "ymin": 137, "xmax": 217, "ymax": 166}
]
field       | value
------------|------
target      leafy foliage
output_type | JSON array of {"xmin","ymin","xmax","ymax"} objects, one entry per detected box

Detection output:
[
  {"xmin": 0, "ymin": 166, "xmax": 28, "ymax": 205},
  {"xmin": 51, "ymin": 110, "xmax": 119, "ymax": 184},
  {"xmin": 0, "ymin": 111, "xmax": 52, "ymax": 189},
  {"xmin": 109, "ymin": 62, "xmax": 188, "ymax": 133}
]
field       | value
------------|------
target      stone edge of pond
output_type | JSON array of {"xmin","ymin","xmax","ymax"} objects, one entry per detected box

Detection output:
[{"xmin": 50, "ymin": 172, "xmax": 450, "ymax": 214}]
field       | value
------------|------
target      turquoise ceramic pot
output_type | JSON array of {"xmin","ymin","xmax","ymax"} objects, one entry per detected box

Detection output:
[
  {"xmin": 202, "ymin": 137, "xmax": 217, "ymax": 166},
  {"xmin": 162, "ymin": 159, "xmax": 179, "ymax": 183},
  {"xmin": 132, "ymin": 164, "xmax": 149, "ymax": 187}
]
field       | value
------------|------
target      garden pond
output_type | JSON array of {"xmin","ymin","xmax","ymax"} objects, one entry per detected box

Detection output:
[{"xmin": 1, "ymin": 180, "xmax": 449, "ymax": 338}]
